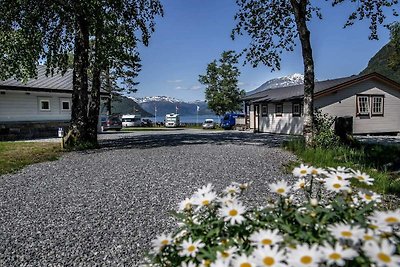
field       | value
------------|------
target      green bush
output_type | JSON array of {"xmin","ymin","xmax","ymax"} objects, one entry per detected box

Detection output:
[
  {"xmin": 313, "ymin": 110, "xmax": 340, "ymax": 149},
  {"xmin": 146, "ymin": 166, "xmax": 400, "ymax": 267}
]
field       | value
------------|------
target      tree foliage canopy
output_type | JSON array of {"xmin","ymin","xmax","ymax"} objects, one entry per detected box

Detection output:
[
  {"xmin": 388, "ymin": 21, "xmax": 400, "ymax": 71},
  {"xmin": 199, "ymin": 51, "xmax": 245, "ymax": 116}
]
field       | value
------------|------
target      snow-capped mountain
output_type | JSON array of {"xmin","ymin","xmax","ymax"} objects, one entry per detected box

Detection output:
[
  {"xmin": 130, "ymin": 96, "xmax": 182, "ymax": 104},
  {"xmin": 247, "ymin": 73, "xmax": 306, "ymax": 95},
  {"xmin": 129, "ymin": 96, "xmax": 215, "ymax": 116}
]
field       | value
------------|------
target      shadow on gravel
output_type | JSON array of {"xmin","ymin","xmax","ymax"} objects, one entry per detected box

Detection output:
[{"xmin": 98, "ymin": 132, "xmax": 289, "ymax": 150}]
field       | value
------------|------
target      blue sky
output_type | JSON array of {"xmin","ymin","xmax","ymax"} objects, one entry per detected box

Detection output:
[{"xmin": 134, "ymin": 0, "xmax": 397, "ymax": 101}]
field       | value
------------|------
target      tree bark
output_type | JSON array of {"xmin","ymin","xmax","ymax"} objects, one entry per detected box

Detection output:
[
  {"xmin": 87, "ymin": 17, "xmax": 104, "ymax": 145},
  {"xmin": 291, "ymin": 0, "xmax": 315, "ymax": 146},
  {"xmin": 70, "ymin": 13, "xmax": 90, "ymax": 146}
]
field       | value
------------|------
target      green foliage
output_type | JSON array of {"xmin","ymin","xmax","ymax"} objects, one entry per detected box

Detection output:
[
  {"xmin": 388, "ymin": 22, "xmax": 400, "ymax": 72},
  {"xmin": 146, "ymin": 169, "xmax": 400, "ymax": 266},
  {"xmin": 313, "ymin": 110, "xmax": 340, "ymax": 149},
  {"xmin": 199, "ymin": 51, "xmax": 245, "ymax": 116},
  {"xmin": 284, "ymin": 139, "xmax": 400, "ymax": 195}
]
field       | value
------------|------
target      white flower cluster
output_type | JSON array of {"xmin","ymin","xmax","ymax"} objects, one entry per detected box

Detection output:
[{"xmin": 148, "ymin": 166, "xmax": 400, "ymax": 267}]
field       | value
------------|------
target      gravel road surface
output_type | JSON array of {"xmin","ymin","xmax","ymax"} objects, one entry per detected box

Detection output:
[{"xmin": 1, "ymin": 130, "xmax": 295, "ymax": 266}]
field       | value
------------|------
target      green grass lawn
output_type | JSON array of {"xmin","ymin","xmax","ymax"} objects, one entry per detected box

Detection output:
[
  {"xmin": 0, "ymin": 142, "xmax": 63, "ymax": 175},
  {"xmin": 284, "ymin": 138, "xmax": 400, "ymax": 196}
]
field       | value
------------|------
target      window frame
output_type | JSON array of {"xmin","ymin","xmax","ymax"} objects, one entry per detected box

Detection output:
[
  {"xmin": 39, "ymin": 99, "xmax": 51, "ymax": 112},
  {"xmin": 371, "ymin": 95, "xmax": 384, "ymax": 116},
  {"xmin": 60, "ymin": 98, "xmax": 71, "ymax": 112},
  {"xmin": 275, "ymin": 103, "xmax": 283, "ymax": 117},
  {"xmin": 261, "ymin": 103, "xmax": 268, "ymax": 117},
  {"xmin": 292, "ymin": 102, "xmax": 301, "ymax": 117},
  {"xmin": 356, "ymin": 95, "xmax": 370, "ymax": 116}
]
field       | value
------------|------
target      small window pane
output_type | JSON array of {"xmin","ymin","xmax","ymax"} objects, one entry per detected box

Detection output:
[
  {"xmin": 275, "ymin": 104, "xmax": 283, "ymax": 116},
  {"xmin": 357, "ymin": 96, "xmax": 369, "ymax": 115},
  {"xmin": 372, "ymin": 96, "xmax": 383, "ymax": 115},
  {"xmin": 41, "ymin": 100, "xmax": 50, "ymax": 110},
  {"xmin": 62, "ymin": 101, "xmax": 70, "ymax": 110},
  {"xmin": 293, "ymin": 103, "xmax": 301, "ymax": 116},
  {"xmin": 261, "ymin": 104, "xmax": 268, "ymax": 116}
]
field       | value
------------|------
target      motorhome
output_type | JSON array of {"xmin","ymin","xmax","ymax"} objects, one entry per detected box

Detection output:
[
  {"xmin": 165, "ymin": 113, "xmax": 180, "ymax": 128},
  {"xmin": 121, "ymin": 114, "xmax": 141, "ymax": 127}
]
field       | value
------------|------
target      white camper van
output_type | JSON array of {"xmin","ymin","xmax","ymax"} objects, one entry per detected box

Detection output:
[
  {"xmin": 121, "ymin": 114, "xmax": 141, "ymax": 127},
  {"xmin": 165, "ymin": 113, "xmax": 180, "ymax": 128}
]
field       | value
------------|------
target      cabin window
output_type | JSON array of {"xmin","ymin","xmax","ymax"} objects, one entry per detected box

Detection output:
[
  {"xmin": 39, "ymin": 99, "xmax": 51, "ymax": 111},
  {"xmin": 61, "ymin": 100, "xmax": 71, "ymax": 111},
  {"xmin": 275, "ymin": 103, "xmax": 283, "ymax": 117},
  {"xmin": 261, "ymin": 104, "xmax": 268, "ymax": 117},
  {"xmin": 371, "ymin": 96, "xmax": 384, "ymax": 116},
  {"xmin": 357, "ymin": 95, "xmax": 369, "ymax": 115},
  {"xmin": 292, "ymin": 103, "xmax": 301, "ymax": 117}
]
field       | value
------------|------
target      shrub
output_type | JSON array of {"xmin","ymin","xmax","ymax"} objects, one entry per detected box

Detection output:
[
  {"xmin": 313, "ymin": 110, "xmax": 340, "ymax": 149},
  {"xmin": 146, "ymin": 165, "xmax": 400, "ymax": 267}
]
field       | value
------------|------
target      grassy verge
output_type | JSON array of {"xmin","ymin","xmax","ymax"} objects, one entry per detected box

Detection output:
[
  {"xmin": 0, "ymin": 142, "xmax": 63, "ymax": 175},
  {"xmin": 284, "ymin": 138, "xmax": 400, "ymax": 196}
]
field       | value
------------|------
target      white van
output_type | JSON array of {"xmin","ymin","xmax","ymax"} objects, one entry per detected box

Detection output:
[
  {"xmin": 165, "ymin": 113, "xmax": 180, "ymax": 128},
  {"xmin": 122, "ymin": 114, "xmax": 141, "ymax": 127}
]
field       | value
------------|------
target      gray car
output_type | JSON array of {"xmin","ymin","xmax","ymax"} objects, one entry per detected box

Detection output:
[
  {"xmin": 101, "ymin": 115, "xmax": 122, "ymax": 131},
  {"xmin": 202, "ymin": 119, "xmax": 216, "ymax": 129}
]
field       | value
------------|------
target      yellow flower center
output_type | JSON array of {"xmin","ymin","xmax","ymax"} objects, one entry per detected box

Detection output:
[
  {"xmin": 341, "ymin": 231, "xmax": 353, "ymax": 237},
  {"xmin": 311, "ymin": 169, "xmax": 318, "ymax": 175},
  {"xmin": 187, "ymin": 245, "xmax": 196, "ymax": 252},
  {"xmin": 333, "ymin": 183, "xmax": 341, "ymax": 189},
  {"xmin": 240, "ymin": 263, "xmax": 252, "ymax": 267},
  {"xmin": 300, "ymin": 170, "xmax": 307, "ymax": 175},
  {"xmin": 229, "ymin": 209, "xmax": 238, "ymax": 216},
  {"xmin": 337, "ymin": 176, "xmax": 343, "ymax": 180},
  {"xmin": 221, "ymin": 251, "xmax": 230, "ymax": 258},
  {"xmin": 385, "ymin": 217, "xmax": 399, "ymax": 224},
  {"xmin": 203, "ymin": 260, "xmax": 211, "ymax": 266},
  {"xmin": 229, "ymin": 189, "xmax": 236, "ymax": 193},
  {"xmin": 202, "ymin": 200, "xmax": 210, "ymax": 206},
  {"xmin": 364, "ymin": 235, "xmax": 373, "ymax": 241},
  {"xmin": 365, "ymin": 194, "xmax": 372, "ymax": 200},
  {"xmin": 378, "ymin": 252, "xmax": 391, "ymax": 263},
  {"xmin": 161, "ymin": 239, "xmax": 169, "ymax": 245},
  {"xmin": 357, "ymin": 176, "xmax": 365, "ymax": 181},
  {"xmin": 329, "ymin": 253, "xmax": 342, "ymax": 260},
  {"xmin": 300, "ymin": 256, "xmax": 312, "ymax": 264},
  {"xmin": 185, "ymin": 203, "xmax": 192, "ymax": 210},
  {"xmin": 263, "ymin": 256, "xmax": 275, "ymax": 266},
  {"xmin": 277, "ymin": 188, "xmax": 285, "ymax": 194},
  {"xmin": 261, "ymin": 238, "xmax": 272, "ymax": 245},
  {"xmin": 299, "ymin": 182, "xmax": 305, "ymax": 188}
]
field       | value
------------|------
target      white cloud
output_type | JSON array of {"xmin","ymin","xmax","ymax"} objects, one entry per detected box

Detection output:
[
  {"xmin": 174, "ymin": 85, "xmax": 203, "ymax": 91},
  {"xmin": 175, "ymin": 86, "xmax": 183, "ymax": 90},
  {"xmin": 167, "ymin": 79, "xmax": 183, "ymax": 83},
  {"xmin": 189, "ymin": 85, "xmax": 202, "ymax": 91}
]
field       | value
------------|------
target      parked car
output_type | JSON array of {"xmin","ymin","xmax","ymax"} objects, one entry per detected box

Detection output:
[
  {"xmin": 101, "ymin": 115, "xmax": 122, "ymax": 131},
  {"xmin": 121, "ymin": 114, "xmax": 141, "ymax": 127},
  {"xmin": 202, "ymin": 119, "xmax": 216, "ymax": 129},
  {"xmin": 141, "ymin": 118, "xmax": 153, "ymax": 127}
]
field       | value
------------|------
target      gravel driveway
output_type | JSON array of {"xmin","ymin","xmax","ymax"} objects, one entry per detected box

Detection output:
[{"xmin": 0, "ymin": 130, "xmax": 295, "ymax": 266}]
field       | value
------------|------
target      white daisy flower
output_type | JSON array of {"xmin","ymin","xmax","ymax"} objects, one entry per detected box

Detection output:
[
  {"xmin": 218, "ymin": 195, "xmax": 237, "ymax": 206},
  {"xmin": 181, "ymin": 261, "xmax": 198, "ymax": 267},
  {"xmin": 249, "ymin": 229, "xmax": 283, "ymax": 247},
  {"xmin": 293, "ymin": 164, "xmax": 311, "ymax": 177},
  {"xmin": 210, "ymin": 259, "xmax": 229, "ymax": 267},
  {"xmin": 194, "ymin": 183, "xmax": 214, "ymax": 196},
  {"xmin": 366, "ymin": 215, "xmax": 392, "ymax": 234},
  {"xmin": 363, "ymin": 239, "xmax": 400, "ymax": 267},
  {"xmin": 294, "ymin": 178, "xmax": 307, "ymax": 190},
  {"xmin": 358, "ymin": 190, "xmax": 381, "ymax": 203},
  {"xmin": 232, "ymin": 254, "xmax": 257, "ymax": 267},
  {"xmin": 310, "ymin": 167, "xmax": 327, "ymax": 176},
  {"xmin": 216, "ymin": 247, "xmax": 238, "ymax": 262},
  {"xmin": 370, "ymin": 209, "xmax": 400, "ymax": 226},
  {"xmin": 194, "ymin": 191, "xmax": 217, "ymax": 207},
  {"xmin": 327, "ymin": 223, "xmax": 364, "ymax": 244},
  {"xmin": 362, "ymin": 228, "xmax": 377, "ymax": 242},
  {"xmin": 324, "ymin": 177, "xmax": 350, "ymax": 193},
  {"xmin": 151, "ymin": 233, "xmax": 173, "ymax": 253},
  {"xmin": 352, "ymin": 170, "xmax": 374, "ymax": 185},
  {"xmin": 219, "ymin": 201, "xmax": 246, "ymax": 225},
  {"xmin": 269, "ymin": 180, "xmax": 291, "ymax": 197},
  {"xmin": 179, "ymin": 197, "xmax": 195, "ymax": 211},
  {"xmin": 328, "ymin": 166, "xmax": 352, "ymax": 173},
  {"xmin": 179, "ymin": 238, "xmax": 205, "ymax": 258},
  {"xmin": 252, "ymin": 245, "xmax": 287, "ymax": 267},
  {"xmin": 326, "ymin": 171, "xmax": 352, "ymax": 181},
  {"xmin": 320, "ymin": 242, "xmax": 358, "ymax": 266},
  {"xmin": 287, "ymin": 243, "xmax": 322, "ymax": 267},
  {"xmin": 224, "ymin": 185, "xmax": 240, "ymax": 195}
]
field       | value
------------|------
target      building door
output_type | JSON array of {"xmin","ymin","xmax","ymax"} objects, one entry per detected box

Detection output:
[{"xmin": 254, "ymin": 104, "xmax": 259, "ymax": 132}]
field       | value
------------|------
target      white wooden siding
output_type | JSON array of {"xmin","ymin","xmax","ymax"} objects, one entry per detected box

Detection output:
[
  {"xmin": 317, "ymin": 80, "xmax": 400, "ymax": 134},
  {"xmin": 258, "ymin": 102, "xmax": 303, "ymax": 134},
  {"xmin": 0, "ymin": 90, "xmax": 72, "ymax": 122}
]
